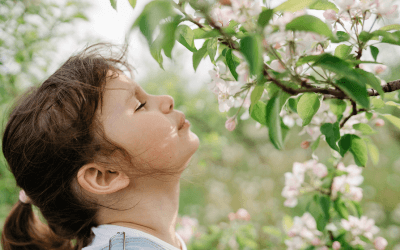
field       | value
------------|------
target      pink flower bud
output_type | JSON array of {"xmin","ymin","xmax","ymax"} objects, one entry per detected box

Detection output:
[
  {"xmin": 375, "ymin": 118, "xmax": 385, "ymax": 127},
  {"xmin": 311, "ymin": 238, "xmax": 321, "ymax": 246},
  {"xmin": 332, "ymin": 241, "xmax": 341, "ymax": 250},
  {"xmin": 301, "ymin": 141, "xmax": 310, "ymax": 149},
  {"xmin": 225, "ymin": 117, "xmax": 236, "ymax": 131},
  {"xmin": 219, "ymin": 0, "xmax": 231, "ymax": 5},
  {"xmin": 228, "ymin": 212, "xmax": 236, "ymax": 221},
  {"xmin": 374, "ymin": 237, "xmax": 388, "ymax": 250},
  {"xmin": 273, "ymin": 42, "xmax": 281, "ymax": 49},
  {"xmin": 374, "ymin": 65, "xmax": 387, "ymax": 74},
  {"xmin": 323, "ymin": 9, "xmax": 337, "ymax": 21},
  {"xmin": 235, "ymin": 208, "xmax": 251, "ymax": 221}
]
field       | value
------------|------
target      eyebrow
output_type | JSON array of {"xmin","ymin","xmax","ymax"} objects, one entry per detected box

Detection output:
[{"xmin": 124, "ymin": 87, "xmax": 137, "ymax": 104}]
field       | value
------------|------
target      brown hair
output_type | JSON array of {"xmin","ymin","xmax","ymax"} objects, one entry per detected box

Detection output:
[{"xmin": 1, "ymin": 43, "xmax": 170, "ymax": 250}]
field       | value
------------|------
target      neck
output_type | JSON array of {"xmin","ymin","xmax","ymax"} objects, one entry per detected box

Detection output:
[{"xmin": 97, "ymin": 175, "xmax": 182, "ymax": 249}]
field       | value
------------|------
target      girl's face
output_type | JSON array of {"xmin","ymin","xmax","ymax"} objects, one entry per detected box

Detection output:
[{"xmin": 98, "ymin": 71, "xmax": 199, "ymax": 174}]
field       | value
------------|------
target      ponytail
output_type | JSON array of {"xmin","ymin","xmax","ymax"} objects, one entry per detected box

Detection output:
[{"xmin": 1, "ymin": 201, "xmax": 73, "ymax": 250}]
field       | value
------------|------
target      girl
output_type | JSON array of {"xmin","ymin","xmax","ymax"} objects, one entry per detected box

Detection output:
[{"xmin": 1, "ymin": 43, "xmax": 200, "ymax": 250}]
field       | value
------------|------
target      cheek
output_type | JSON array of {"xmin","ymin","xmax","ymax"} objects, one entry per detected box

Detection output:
[{"xmin": 124, "ymin": 114, "xmax": 180, "ymax": 163}]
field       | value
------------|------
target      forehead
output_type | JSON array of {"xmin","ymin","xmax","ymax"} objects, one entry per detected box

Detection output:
[{"xmin": 98, "ymin": 72, "xmax": 137, "ymax": 115}]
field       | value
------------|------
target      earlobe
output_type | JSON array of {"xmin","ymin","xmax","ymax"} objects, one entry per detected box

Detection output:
[{"xmin": 77, "ymin": 163, "xmax": 130, "ymax": 195}]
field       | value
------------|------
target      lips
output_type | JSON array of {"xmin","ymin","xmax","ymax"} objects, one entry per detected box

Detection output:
[{"xmin": 178, "ymin": 114, "xmax": 186, "ymax": 130}]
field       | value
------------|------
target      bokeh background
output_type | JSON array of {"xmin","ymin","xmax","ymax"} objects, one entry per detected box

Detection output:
[{"xmin": 1, "ymin": 0, "xmax": 400, "ymax": 249}]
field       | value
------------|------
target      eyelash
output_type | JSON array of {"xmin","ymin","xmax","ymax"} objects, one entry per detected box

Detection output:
[{"xmin": 135, "ymin": 101, "xmax": 146, "ymax": 111}]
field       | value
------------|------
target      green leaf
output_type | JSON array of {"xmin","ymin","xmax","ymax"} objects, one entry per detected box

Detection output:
[
  {"xmin": 258, "ymin": 9, "xmax": 274, "ymax": 28},
  {"xmin": 334, "ymin": 31, "xmax": 351, "ymax": 42},
  {"xmin": 370, "ymin": 45, "xmax": 379, "ymax": 61},
  {"xmin": 352, "ymin": 123, "xmax": 376, "ymax": 135},
  {"xmin": 352, "ymin": 201, "xmax": 363, "ymax": 217},
  {"xmin": 128, "ymin": 0, "xmax": 136, "ymax": 9},
  {"xmin": 320, "ymin": 122, "xmax": 340, "ymax": 151},
  {"xmin": 309, "ymin": 0, "xmax": 339, "ymax": 12},
  {"xmin": 110, "ymin": 0, "xmax": 117, "ymax": 10},
  {"xmin": 266, "ymin": 95, "xmax": 284, "ymax": 149},
  {"xmin": 286, "ymin": 15, "xmax": 333, "ymax": 38},
  {"xmin": 338, "ymin": 134, "xmax": 352, "ymax": 157},
  {"xmin": 72, "ymin": 12, "xmax": 89, "ymax": 21},
  {"xmin": 192, "ymin": 40, "xmax": 209, "ymax": 71},
  {"xmin": 132, "ymin": 0, "xmax": 174, "ymax": 45},
  {"xmin": 385, "ymin": 101, "xmax": 400, "ymax": 108},
  {"xmin": 354, "ymin": 68, "xmax": 384, "ymax": 98},
  {"xmin": 150, "ymin": 35, "xmax": 164, "ymax": 69},
  {"xmin": 288, "ymin": 97, "xmax": 299, "ymax": 113},
  {"xmin": 329, "ymin": 99, "xmax": 347, "ymax": 117},
  {"xmin": 379, "ymin": 24, "xmax": 400, "ymax": 31},
  {"xmin": 381, "ymin": 30, "xmax": 400, "ymax": 46},
  {"xmin": 176, "ymin": 25, "xmax": 196, "ymax": 52},
  {"xmin": 310, "ymin": 54, "xmax": 369, "ymax": 108},
  {"xmin": 250, "ymin": 101, "xmax": 267, "ymax": 126},
  {"xmin": 334, "ymin": 199, "xmax": 349, "ymax": 219},
  {"xmin": 335, "ymin": 77, "xmax": 369, "ymax": 109},
  {"xmin": 275, "ymin": 0, "xmax": 317, "ymax": 12},
  {"xmin": 207, "ymin": 37, "xmax": 218, "ymax": 63},
  {"xmin": 320, "ymin": 196, "xmax": 331, "ymax": 220},
  {"xmin": 240, "ymin": 35, "xmax": 263, "ymax": 76},
  {"xmin": 364, "ymin": 138, "xmax": 379, "ymax": 165},
  {"xmin": 359, "ymin": 30, "xmax": 400, "ymax": 45},
  {"xmin": 381, "ymin": 114, "xmax": 400, "ymax": 129},
  {"xmin": 250, "ymin": 85, "xmax": 265, "ymax": 113},
  {"xmin": 334, "ymin": 44, "xmax": 352, "ymax": 59},
  {"xmin": 225, "ymin": 49, "xmax": 240, "ymax": 80},
  {"xmin": 297, "ymin": 93, "xmax": 321, "ymax": 126},
  {"xmin": 372, "ymin": 98, "xmax": 385, "ymax": 109},
  {"xmin": 159, "ymin": 16, "xmax": 180, "ymax": 58},
  {"xmin": 311, "ymin": 136, "xmax": 320, "ymax": 152},
  {"xmin": 349, "ymin": 135, "xmax": 368, "ymax": 167}
]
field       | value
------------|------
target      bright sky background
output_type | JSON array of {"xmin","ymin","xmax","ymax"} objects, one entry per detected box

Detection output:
[{"xmin": 51, "ymin": 0, "xmax": 400, "ymax": 93}]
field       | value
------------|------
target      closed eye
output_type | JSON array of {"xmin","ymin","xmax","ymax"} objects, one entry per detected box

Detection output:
[{"xmin": 135, "ymin": 101, "xmax": 146, "ymax": 111}]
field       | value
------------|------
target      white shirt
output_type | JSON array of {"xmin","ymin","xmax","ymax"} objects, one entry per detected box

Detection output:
[{"xmin": 83, "ymin": 224, "xmax": 187, "ymax": 250}]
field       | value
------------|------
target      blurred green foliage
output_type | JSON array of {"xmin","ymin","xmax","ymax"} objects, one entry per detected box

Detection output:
[{"xmin": 0, "ymin": 0, "xmax": 89, "ymax": 233}]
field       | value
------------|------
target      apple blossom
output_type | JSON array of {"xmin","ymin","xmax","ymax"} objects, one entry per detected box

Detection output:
[
  {"xmin": 374, "ymin": 65, "xmax": 387, "ymax": 74},
  {"xmin": 374, "ymin": 236, "xmax": 388, "ymax": 250},
  {"xmin": 332, "ymin": 163, "xmax": 364, "ymax": 201},
  {"xmin": 332, "ymin": 241, "xmax": 341, "ymax": 250},
  {"xmin": 323, "ymin": 9, "xmax": 338, "ymax": 22},
  {"xmin": 301, "ymin": 140, "xmax": 310, "ymax": 149},
  {"xmin": 235, "ymin": 208, "xmax": 251, "ymax": 221},
  {"xmin": 210, "ymin": 6, "xmax": 234, "ymax": 27},
  {"xmin": 228, "ymin": 212, "xmax": 236, "ymax": 221},
  {"xmin": 270, "ymin": 59, "xmax": 286, "ymax": 73},
  {"xmin": 286, "ymin": 213, "xmax": 324, "ymax": 249},
  {"xmin": 225, "ymin": 116, "xmax": 237, "ymax": 131},
  {"xmin": 341, "ymin": 215, "xmax": 380, "ymax": 246},
  {"xmin": 375, "ymin": 118, "xmax": 385, "ymax": 127}
]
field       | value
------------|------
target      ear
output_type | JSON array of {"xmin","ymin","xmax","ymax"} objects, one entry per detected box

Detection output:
[{"xmin": 77, "ymin": 163, "xmax": 130, "ymax": 195}]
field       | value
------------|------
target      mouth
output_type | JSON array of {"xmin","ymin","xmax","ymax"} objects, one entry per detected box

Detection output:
[{"xmin": 178, "ymin": 115, "xmax": 186, "ymax": 130}]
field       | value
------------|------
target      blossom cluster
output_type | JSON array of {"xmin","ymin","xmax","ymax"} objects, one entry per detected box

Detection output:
[
  {"xmin": 285, "ymin": 212, "xmax": 325, "ymax": 250},
  {"xmin": 282, "ymin": 160, "xmax": 328, "ymax": 207},
  {"xmin": 340, "ymin": 215, "xmax": 386, "ymax": 248},
  {"xmin": 331, "ymin": 162, "xmax": 364, "ymax": 201},
  {"xmin": 228, "ymin": 207, "xmax": 251, "ymax": 221},
  {"xmin": 285, "ymin": 212, "xmax": 388, "ymax": 250}
]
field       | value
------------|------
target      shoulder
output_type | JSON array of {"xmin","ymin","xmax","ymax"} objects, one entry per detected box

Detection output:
[{"xmin": 84, "ymin": 232, "xmax": 168, "ymax": 250}]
